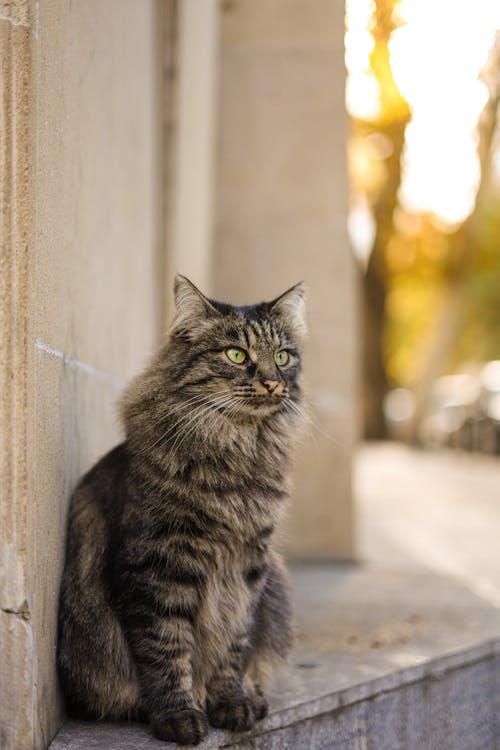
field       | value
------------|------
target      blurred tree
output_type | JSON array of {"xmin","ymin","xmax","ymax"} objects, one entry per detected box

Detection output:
[
  {"xmin": 355, "ymin": 0, "xmax": 411, "ymax": 438},
  {"xmin": 349, "ymin": 7, "xmax": 500, "ymax": 442},
  {"xmin": 408, "ymin": 33, "xmax": 500, "ymax": 440}
]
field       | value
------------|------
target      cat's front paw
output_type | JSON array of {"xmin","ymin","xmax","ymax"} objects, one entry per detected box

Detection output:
[
  {"xmin": 207, "ymin": 694, "xmax": 255, "ymax": 732},
  {"xmin": 152, "ymin": 708, "xmax": 208, "ymax": 745},
  {"xmin": 250, "ymin": 685, "xmax": 269, "ymax": 721}
]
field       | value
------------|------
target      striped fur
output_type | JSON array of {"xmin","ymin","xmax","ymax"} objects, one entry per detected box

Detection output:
[{"xmin": 57, "ymin": 276, "xmax": 305, "ymax": 745}]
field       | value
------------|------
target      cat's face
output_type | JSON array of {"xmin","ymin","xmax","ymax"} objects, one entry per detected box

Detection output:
[{"xmin": 171, "ymin": 276, "xmax": 306, "ymax": 420}]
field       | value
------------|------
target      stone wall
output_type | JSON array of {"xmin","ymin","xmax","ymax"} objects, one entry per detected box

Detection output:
[
  {"xmin": 1, "ymin": 2, "xmax": 36, "ymax": 748},
  {"xmin": 214, "ymin": 0, "xmax": 357, "ymax": 558},
  {"xmin": 1, "ymin": 1, "xmax": 164, "ymax": 747}
]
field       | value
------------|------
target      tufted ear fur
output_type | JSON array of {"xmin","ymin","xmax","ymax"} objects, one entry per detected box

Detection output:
[
  {"xmin": 172, "ymin": 275, "xmax": 218, "ymax": 337},
  {"xmin": 270, "ymin": 282, "xmax": 306, "ymax": 339}
]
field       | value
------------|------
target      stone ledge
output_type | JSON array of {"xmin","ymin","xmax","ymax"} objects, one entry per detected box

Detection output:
[
  {"xmin": 49, "ymin": 557, "xmax": 500, "ymax": 749},
  {"xmin": 49, "ymin": 445, "xmax": 500, "ymax": 748},
  {"xmin": 49, "ymin": 639, "xmax": 500, "ymax": 749}
]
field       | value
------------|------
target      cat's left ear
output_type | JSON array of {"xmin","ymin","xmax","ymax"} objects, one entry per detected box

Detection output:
[
  {"xmin": 172, "ymin": 275, "xmax": 218, "ymax": 337},
  {"xmin": 270, "ymin": 282, "xmax": 307, "ymax": 339}
]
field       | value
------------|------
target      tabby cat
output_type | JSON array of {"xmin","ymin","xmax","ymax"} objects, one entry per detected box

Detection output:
[{"xmin": 57, "ymin": 276, "xmax": 306, "ymax": 745}]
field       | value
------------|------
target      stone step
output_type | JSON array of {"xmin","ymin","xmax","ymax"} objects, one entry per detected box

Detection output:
[
  {"xmin": 49, "ymin": 555, "xmax": 500, "ymax": 750},
  {"xmin": 49, "ymin": 638, "xmax": 500, "ymax": 749},
  {"xmin": 49, "ymin": 445, "xmax": 500, "ymax": 748}
]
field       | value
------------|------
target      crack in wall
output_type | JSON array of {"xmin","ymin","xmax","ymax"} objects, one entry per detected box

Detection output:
[
  {"xmin": 36, "ymin": 339, "xmax": 124, "ymax": 390},
  {"xmin": 1, "ymin": 599, "xmax": 31, "ymax": 622}
]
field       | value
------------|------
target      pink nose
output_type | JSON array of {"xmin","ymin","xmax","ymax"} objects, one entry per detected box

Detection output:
[{"xmin": 263, "ymin": 379, "xmax": 280, "ymax": 393}]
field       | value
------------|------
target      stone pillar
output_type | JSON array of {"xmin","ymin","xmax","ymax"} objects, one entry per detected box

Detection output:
[
  {"xmin": 214, "ymin": 0, "xmax": 357, "ymax": 558},
  {"xmin": 0, "ymin": 3, "xmax": 36, "ymax": 749},
  {"xmin": 1, "ymin": 1, "xmax": 165, "ymax": 747},
  {"xmin": 165, "ymin": 0, "xmax": 219, "ymax": 319}
]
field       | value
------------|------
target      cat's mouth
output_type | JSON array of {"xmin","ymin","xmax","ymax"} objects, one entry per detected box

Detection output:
[{"xmin": 235, "ymin": 394, "xmax": 286, "ymax": 415}]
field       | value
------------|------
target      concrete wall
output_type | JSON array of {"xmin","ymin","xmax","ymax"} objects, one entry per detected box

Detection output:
[
  {"xmin": 214, "ymin": 0, "xmax": 357, "ymax": 558},
  {"xmin": 1, "ymin": 1, "xmax": 164, "ymax": 747}
]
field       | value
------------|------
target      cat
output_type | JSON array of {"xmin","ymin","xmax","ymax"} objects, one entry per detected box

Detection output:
[{"xmin": 57, "ymin": 275, "xmax": 306, "ymax": 745}]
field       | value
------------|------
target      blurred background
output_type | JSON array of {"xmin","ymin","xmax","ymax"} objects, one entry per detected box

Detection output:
[{"xmin": 347, "ymin": 0, "xmax": 500, "ymax": 451}]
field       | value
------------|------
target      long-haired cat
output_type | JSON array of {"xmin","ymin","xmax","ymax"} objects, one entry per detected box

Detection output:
[{"xmin": 57, "ymin": 276, "xmax": 306, "ymax": 745}]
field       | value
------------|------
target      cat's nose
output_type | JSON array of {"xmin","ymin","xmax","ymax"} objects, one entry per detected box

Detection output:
[{"xmin": 262, "ymin": 378, "xmax": 280, "ymax": 393}]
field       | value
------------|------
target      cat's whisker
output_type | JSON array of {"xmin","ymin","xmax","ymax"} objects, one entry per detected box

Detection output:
[
  {"xmin": 303, "ymin": 408, "xmax": 346, "ymax": 448},
  {"xmin": 166, "ymin": 391, "xmax": 231, "ymax": 427},
  {"xmin": 136, "ymin": 395, "xmax": 216, "ymax": 441},
  {"xmin": 155, "ymin": 386, "xmax": 234, "ymax": 421},
  {"xmin": 165, "ymin": 405, "xmax": 231, "ymax": 467},
  {"xmin": 170, "ymin": 398, "xmax": 232, "ymax": 452},
  {"xmin": 283, "ymin": 400, "xmax": 321, "ymax": 451},
  {"xmin": 164, "ymin": 394, "xmax": 235, "ymax": 462},
  {"xmin": 284, "ymin": 398, "xmax": 346, "ymax": 448},
  {"xmin": 209, "ymin": 397, "xmax": 242, "ymax": 437},
  {"xmin": 161, "ymin": 396, "xmax": 232, "ymax": 455},
  {"xmin": 145, "ymin": 390, "xmax": 228, "ymax": 433},
  {"xmin": 142, "ymin": 391, "xmax": 231, "ymax": 455},
  {"xmin": 185, "ymin": 394, "xmax": 238, "ymax": 443}
]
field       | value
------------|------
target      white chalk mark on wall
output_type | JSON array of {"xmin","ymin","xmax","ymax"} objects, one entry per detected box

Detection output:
[{"xmin": 35, "ymin": 340, "xmax": 124, "ymax": 390}]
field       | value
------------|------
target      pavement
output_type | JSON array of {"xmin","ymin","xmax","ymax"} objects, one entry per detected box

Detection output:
[
  {"xmin": 49, "ymin": 443, "xmax": 500, "ymax": 749},
  {"xmin": 356, "ymin": 442, "xmax": 500, "ymax": 607}
]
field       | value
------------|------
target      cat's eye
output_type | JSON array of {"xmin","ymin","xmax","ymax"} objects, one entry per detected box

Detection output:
[
  {"xmin": 275, "ymin": 350, "xmax": 289, "ymax": 367},
  {"xmin": 226, "ymin": 347, "xmax": 247, "ymax": 364}
]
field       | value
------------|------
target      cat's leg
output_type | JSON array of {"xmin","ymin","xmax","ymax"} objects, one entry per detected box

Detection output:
[
  {"xmin": 118, "ymin": 557, "xmax": 209, "ymax": 745},
  {"xmin": 205, "ymin": 555, "xmax": 293, "ymax": 732},
  {"xmin": 205, "ymin": 630, "xmax": 257, "ymax": 732},
  {"xmin": 244, "ymin": 553, "xmax": 294, "ymax": 717},
  {"xmin": 122, "ymin": 599, "xmax": 208, "ymax": 744}
]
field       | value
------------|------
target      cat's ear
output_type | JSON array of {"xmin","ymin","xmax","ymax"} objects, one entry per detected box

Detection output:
[
  {"xmin": 270, "ymin": 282, "xmax": 307, "ymax": 339},
  {"xmin": 172, "ymin": 275, "xmax": 218, "ymax": 336}
]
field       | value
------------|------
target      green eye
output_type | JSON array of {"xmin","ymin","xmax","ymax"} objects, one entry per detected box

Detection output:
[
  {"xmin": 226, "ymin": 348, "xmax": 247, "ymax": 364},
  {"xmin": 275, "ymin": 350, "xmax": 289, "ymax": 367}
]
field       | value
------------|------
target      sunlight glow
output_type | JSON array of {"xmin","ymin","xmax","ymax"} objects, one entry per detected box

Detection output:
[
  {"xmin": 345, "ymin": 1, "xmax": 381, "ymax": 120},
  {"xmin": 346, "ymin": 0, "xmax": 500, "ymax": 225},
  {"xmin": 348, "ymin": 198, "xmax": 376, "ymax": 267}
]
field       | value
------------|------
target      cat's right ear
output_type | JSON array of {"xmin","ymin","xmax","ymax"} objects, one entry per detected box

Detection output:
[
  {"xmin": 172, "ymin": 275, "xmax": 218, "ymax": 338},
  {"xmin": 270, "ymin": 281, "xmax": 307, "ymax": 340}
]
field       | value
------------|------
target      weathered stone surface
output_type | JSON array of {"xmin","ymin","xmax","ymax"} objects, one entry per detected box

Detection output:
[
  {"xmin": 1, "ymin": 1, "xmax": 163, "ymax": 748},
  {"xmin": 0, "ymin": 0, "xmax": 31, "ymax": 26},
  {"xmin": 31, "ymin": 1, "xmax": 163, "ymax": 745},
  {"xmin": 0, "ymin": 611, "xmax": 34, "ymax": 750},
  {"xmin": 0, "ymin": 4, "xmax": 36, "ymax": 749},
  {"xmin": 31, "ymin": 1, "xmax": 161, "ymax": 744}
]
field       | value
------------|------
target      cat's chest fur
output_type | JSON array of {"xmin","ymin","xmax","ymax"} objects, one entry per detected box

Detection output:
[
  {"xmin": 193, "ymin": 551, "xmax": 254, "ymax": 688},
  {"xmin": 190, "ymin": 522, "xmax": 278, "ymax": 692},
  {"xmin": 130, "ymin": 415, "xmax": 289, "ymax": 537}
]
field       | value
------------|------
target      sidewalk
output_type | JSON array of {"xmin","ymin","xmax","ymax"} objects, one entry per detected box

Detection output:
[{"xmin": 357, "ymin": 442, "xmax": 500, "ymax": 606}]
